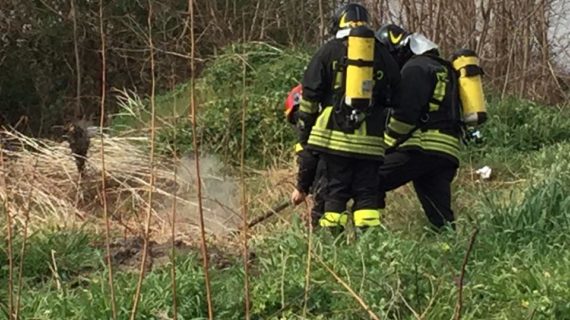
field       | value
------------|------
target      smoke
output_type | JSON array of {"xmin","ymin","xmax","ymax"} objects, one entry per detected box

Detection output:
[{"xmin": 174, "ymin": 154, "xmax": 242, "ymax": 236}]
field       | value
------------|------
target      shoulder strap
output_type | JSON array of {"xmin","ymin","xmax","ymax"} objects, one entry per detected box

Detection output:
[{"xmin": 423, "ymin": 54, "xmax": 469, "ymax": 143}]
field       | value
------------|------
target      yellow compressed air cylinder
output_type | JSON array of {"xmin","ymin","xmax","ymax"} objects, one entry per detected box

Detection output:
[
  {"xmin": 452, "ymin": 49, "xmax": 487, "ymax": 126},
  {"xmin": 345, "ymin": 26, "xmax": 375, "ymax": 110}
]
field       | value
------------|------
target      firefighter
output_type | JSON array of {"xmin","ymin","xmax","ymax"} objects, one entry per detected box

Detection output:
[
  {"xmin": 285, "ymin": 84, "xmax": 325, "ymax": 227},
  {"xmin": 374, "ymin": 24, "xmax": 412, "ymax": 69},
  {"xmin": 376, "ymin": 25, "xmax": 462, "ymax": 231},
  {"xmin": 291, "ymin": 3, "xmax": 401, "ymax": 232}
]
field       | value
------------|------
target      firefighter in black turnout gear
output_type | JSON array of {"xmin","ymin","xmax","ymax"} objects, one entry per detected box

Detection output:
[
  {"xmin": 291, "ymin": 4, "xmax": 401, "ymax": 231},
  {"xmin": 375, "ymin": 24, "xmax": 412, "ymax": 69},
  {"xmin": 376, "ymin": 25, "xmax": 462, "ymax": 230},
  {"xmin": 285, "ymin": 84, "xmax": 326, "ymax": 227}
]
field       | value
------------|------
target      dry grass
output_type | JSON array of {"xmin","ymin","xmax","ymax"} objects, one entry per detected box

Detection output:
[
  {"xmin": 0, "ymin": 125, "xmax": 306, "ymax": 258},
  {"xmin": 0, "ymin": 129, "xmax": 240, "ymax": 243}
]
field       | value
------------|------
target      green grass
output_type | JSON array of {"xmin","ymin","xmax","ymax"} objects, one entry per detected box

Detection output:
[
  {"xmin": 3, "ymin": 150, "xmax": 570, "ymax": 319},
  {"xmin": 4, "ymin": 189, "xmax": 570, "ymax": 319}
]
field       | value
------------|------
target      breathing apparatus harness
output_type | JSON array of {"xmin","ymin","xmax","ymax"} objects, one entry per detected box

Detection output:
[
  {"xmin": 332, "ymin": 25, "xmax": 377, "ymax": 133},
  {"xmin": 387, "ymin": 54, "xmax": 463, "ymax": 150}
]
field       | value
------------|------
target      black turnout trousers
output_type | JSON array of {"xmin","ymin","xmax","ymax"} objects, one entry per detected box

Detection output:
[
  {"xmin": 321, "ymin": 153, "xmax": 380, "ymax": 214},
  {"xmin": 378, "ymin": 150, "xmax": 458, "ymax": 229}
]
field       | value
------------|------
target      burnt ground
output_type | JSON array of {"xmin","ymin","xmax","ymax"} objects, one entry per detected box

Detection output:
[{"xmin": 102, "ymin": 236, "xmax": 238, "ymax": 273}]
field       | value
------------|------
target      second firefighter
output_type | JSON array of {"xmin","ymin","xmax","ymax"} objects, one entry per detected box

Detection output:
[{"xmin": 291, "ymin": 3, "xmax": 401, "ymax": 231}]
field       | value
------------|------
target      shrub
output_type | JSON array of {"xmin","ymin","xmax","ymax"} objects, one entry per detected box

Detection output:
[
  {"xmin": 482, "ymin": 154, "xmax": 570, "ymax": 248},
  {"xmin": 0, "ymin": 229, "xmax": 101, "ymax": 285},
  {"xmin": 462, "ymin": 97, "xmax": 570, "ymax": 177},
  {"xmin": 151, "ymin": 42, "xmax": 311, "ymax": 166},
  {"xmin": 468, "ymin": 97, "xmax": 570, "ymax": 152}
]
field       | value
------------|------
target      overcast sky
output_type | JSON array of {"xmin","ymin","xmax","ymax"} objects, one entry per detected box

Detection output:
[{"xmin": 551, "ymin": 0, "xmax": 570, "ymax": 70}]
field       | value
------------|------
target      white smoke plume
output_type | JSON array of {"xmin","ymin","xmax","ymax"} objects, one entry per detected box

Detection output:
[{"xmin": 173, "ymin": 154, "xmax": 242, "ymax": 236}]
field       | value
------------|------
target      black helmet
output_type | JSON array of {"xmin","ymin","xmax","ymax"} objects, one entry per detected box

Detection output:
[
  {"xmin": 329, "ymin": 3, "xmax": 370, "ymax": 36},
  {"xmin": 375, "ymin": 24, "xmax": 410, "ymax": 53},
  {"xmin": 376, "ymin": 24, "xmax": 412, "ymax": 68}
]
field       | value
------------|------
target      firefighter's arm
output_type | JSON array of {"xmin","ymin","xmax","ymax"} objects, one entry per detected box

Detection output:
[
  {"xmin": 291, "ymin": 144, "xmax": 319, "ymax": 206},
  {"xmin": 295, "ymin": 144, "xmax": 319, "ymax": 195},
  {"xmin": 297, "ymin": 46, "xmax": 329, "ymax": 143},
  {"xmin": 295, "ymin": 108, "xmax": 318, "ymax": 144},
  {"xmin": 384, "ymin": 64, "xmax": 432, "ymax": 147}
]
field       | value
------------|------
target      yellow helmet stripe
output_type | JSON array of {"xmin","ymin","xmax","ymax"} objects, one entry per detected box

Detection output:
[
  {"xmin": 339, "ymin": 13, "xmax": 367, "ymax": 29},
  {"xmin": 389, "ymin": 31, "xmax": 403, "ymax": 44}
]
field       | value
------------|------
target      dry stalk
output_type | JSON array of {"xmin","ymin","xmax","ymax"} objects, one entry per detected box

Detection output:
[
  {"xmin": 170, "ymin": 153, "xmax": 179, "ymax": 319},
  {"xmin": 399, "ymin": 291, "xmax": 422, "ymax": 320},
  {"xmin": 314, "ymin": 254, "xmax": 381, "ymax": 320},
  {"xmin": 453, "ymin": 228, "xmax": 479, "ymax": 320},
  {"xmin": 190, "ymin": 0, "xmax": 215, "ymax": 318},
  {"xmin": 279, "ymin": 251, "xmax": 288, "ymax": 308},
  {"xmin": 70, "ymin": 0, "xmax": 82, "ymax": 118},
  {"xmin": 15, "ymin": 162, "xmax": 37, "ymax": 320},
  {"xmin": 99, "ymin": 2, "xmax": 117, "ymax": 318},
  {"xmin": 2, "ymin": 147, "xmax": 14, "ymax": 320},
  {"xmin": 240, "ymin": 20, "xmax": 251, "ymax": 320},
  {"xmin": 419, "ymin": 278, "xmax": 441, "ymax": 319},
  {"xmin": 130, "ymin": 0, "xmax": 157, "ymax": 318},
  {"xmin": 302, "ymin": 201, "xmax": 313, "ymax": 317},
  {"xmin": 50, "ymin": 250, "xmax": 62, "ymax": 291}
]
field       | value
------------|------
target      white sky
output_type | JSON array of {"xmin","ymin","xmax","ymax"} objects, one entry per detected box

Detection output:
[{"xmin": 551, "ymin": 0, "xmax": 570, "ymax": 70}]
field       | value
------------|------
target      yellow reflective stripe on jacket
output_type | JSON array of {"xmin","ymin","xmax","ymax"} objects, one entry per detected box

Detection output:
[
  {"xmin": 384, "ymin": 132, "xmax": 397, "ymax": 147},
  {"xmin": 294, "ymin": 143, "xmax": 304, "ymax": 154},
  {"xmin": 309, "ymin": 133, "xmax": 385, "ymax": 156},
  {"xmin": 428, "ymin": 102, "xmax": 439, "ymax": 112},
  {"xmin": 332, "ymin": 61, "xmax": 343, "ymax": 90},
  {"xmin": 429, "ymin": 69, "xmax": 447, "ymax": 112},
  {"xmin": 353, "ymin": 209, "xmax": 381, "ymax": 227},
  {"xmin": 402, "ymin": 133, "xmax": 459, "ymax": 150},
  {"xmin": 308, "ymin": 106, "xmax": 386, "ymax": 157},
  {"xmin": 403, "ymin": 139, "xmax": 459, "ymax": 159},
  {"xmin": 310, "ymin": 126, "xmax": 384, "ymax": 145},
  {"xmin": 400, "ymin": 130, "xmax": 460, "ymax": 159},
  {"xmin": 299, "ymin": 98, "xmax": 319, "ymax": 114},
  {"xmin": 388, "ymin": 117, "xmax": 415, "ymax": 135}
]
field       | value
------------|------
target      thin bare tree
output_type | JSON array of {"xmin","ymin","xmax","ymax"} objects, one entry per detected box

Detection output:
[
  {"xmin": 189, "ymin": 0, "xmax": 215, "ymax": 318},
  {"xmin": 169, "ymin": 156, "xmax": 179, "ymax": 319},
  {"xmin": 2, "ymin": 148, "xmax": 14, "ymax": 320},
  {"xmin": 130, "ymin": 0, "xmax": 158, "ymax": 318},
  {"xmin": 98, "ymin": 1, "xmax": 117, "ymax": 318},
  {"xmin": 240, "ymin": 19, "xmax": 251, "ymax": 318},
  {"xmin": 70, "ymin": 0, "xmax": 82, "ymax": 118},
  {"xmin": 15, "ymin": 164, "xmax": 37, "ymax": 319}
]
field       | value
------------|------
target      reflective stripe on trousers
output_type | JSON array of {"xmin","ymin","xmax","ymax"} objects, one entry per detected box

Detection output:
[
  {"xmin": 318, "ymin": 209, "xmax": 382, "ymax": 227},
  {"xmin": 319, "ymin": 212, "xmax": 348, "ymax": 227},
  {"xmin": 353, "ymin": 209, "xmax": 381, "ymax": 227}
]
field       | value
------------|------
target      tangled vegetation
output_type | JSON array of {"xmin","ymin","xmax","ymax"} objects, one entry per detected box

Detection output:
[
  {"xmin": 1, "ymin": 43, "xmax": 570, "ymax": 319},
  {"xmin": 112, "ymin": 42, "xmax": 310, "ymax": 167}
]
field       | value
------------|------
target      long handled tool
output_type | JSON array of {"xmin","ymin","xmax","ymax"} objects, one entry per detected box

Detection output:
[{"xmin": 247, "ymin": 200, "xmax": 291, "ymax": 229}]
